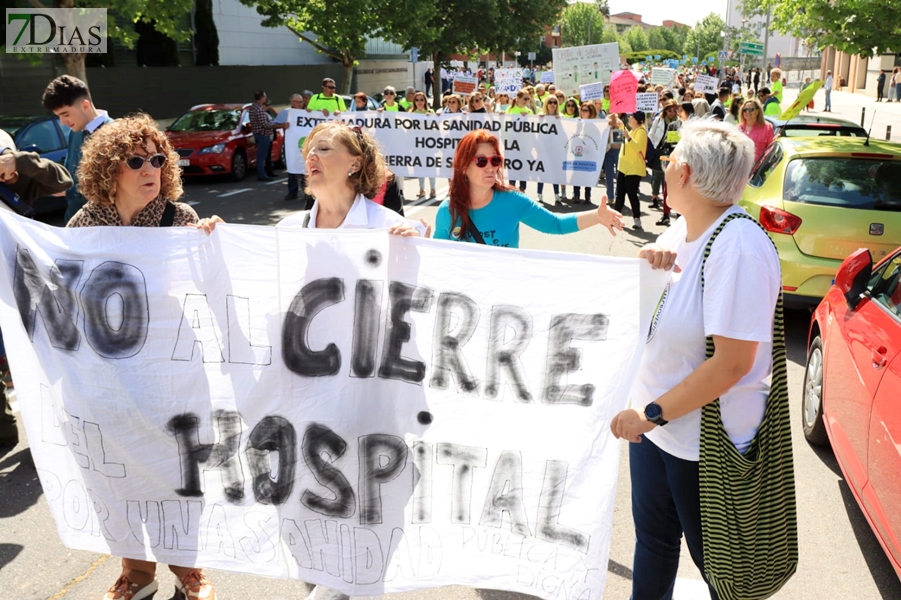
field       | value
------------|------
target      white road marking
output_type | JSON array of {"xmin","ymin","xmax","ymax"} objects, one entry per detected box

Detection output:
[
  {"xmin": 264, "ymin": 177, "xmax": 288, "ymax": 186},
  {"xmin": 185, "ymin": 201, "xmax": 200, "ymax": 206},
  {"xmin": 405, "ymin": 191, "xmax": 445, "ymax": 217},
  {"xmin": 217, "ymin": 188, "xmax": 252, "ymax": 198}
]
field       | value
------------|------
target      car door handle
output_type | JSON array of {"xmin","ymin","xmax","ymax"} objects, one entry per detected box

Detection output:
[{"xmin": 872, "ymin": 346, "xmax": 888, "ymax": 369}]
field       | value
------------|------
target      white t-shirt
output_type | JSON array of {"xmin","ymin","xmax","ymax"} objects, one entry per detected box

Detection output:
[
  {"xmin": 277, "ymin": 193, "xmax": 424, "ymax": 235},
  {"xmin": 632, "ymin": 205, "xmax": 781, "ymax": 461}
]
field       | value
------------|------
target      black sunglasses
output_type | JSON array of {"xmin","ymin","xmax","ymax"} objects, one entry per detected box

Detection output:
[
  {"xmin": 325, "ymin": 85, "xmax": 336, "ymax": 90},
  {"xmin": 546, "ymin": 100, "xmax": 558, "ymax": 104},
  {"xmin": 126, "ymin": 154, "xmax": 167, "ymax": 170},
  {"xmin": 471, "ymin": 155, "xmax": 503, "ymax": 168},
  {"xmin": 384, "ymin": 91, "xmax": 395, "ymax": 95}
]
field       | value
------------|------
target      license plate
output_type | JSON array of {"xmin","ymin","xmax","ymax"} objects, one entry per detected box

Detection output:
[{"xmin": 177, "ymin": 159, "xmax": 190, "ymax": 167}]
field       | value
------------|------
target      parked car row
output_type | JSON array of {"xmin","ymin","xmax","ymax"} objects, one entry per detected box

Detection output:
[
  {"xmin": 746, "ymin": 114, "xmax": 901, "ymax": 582},
  {"xmin": 164, "ymin": 103, "xmax": 285, "ymax": 181}
]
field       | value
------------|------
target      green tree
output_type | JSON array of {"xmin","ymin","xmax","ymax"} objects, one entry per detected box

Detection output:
[
  {"xmin": 559, "ymin": 2, "xmax": 607, "ymax": 47},
  {"xmin": 15, "ymin": 0, "xmax": 195, "ymax": 84},
  {"xmin": 683, "ymin": 13, "xmax": 727, "ymax": 59},
  {"xmin": 647, "ymin": 27, "xmax": 667, "ymax": 51},
  {"xmin": 741, "ymin": 0, "xmax": 894, "ymax": 56},
  {"xmin": 389, "ymin": 0, "xmax": 566, "ymax": 108},
  {"xmin": 623, "ymin": 26, "xmax": 649, "ymax": 52},
  {"xmin": 238, "ymin": 0, "xmax": 417, "ymax": 93}
]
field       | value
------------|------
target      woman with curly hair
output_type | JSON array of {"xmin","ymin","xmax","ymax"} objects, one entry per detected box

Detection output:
[
  {"xmin": 432, "ymin": 129, "xmax": 622, "ymax": 247},
  {"xmin": 67, "ymin": 113, "xmax": 221, "ymax": 600}
]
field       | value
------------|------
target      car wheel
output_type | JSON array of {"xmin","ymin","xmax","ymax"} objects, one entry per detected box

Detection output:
[
  {"xmin": 802, "ymin": 335, "xmax": 828, "ymax": 445},
  {"xmin": 230, "ymin": 150, "xmax": 247, "ymax": 181}
]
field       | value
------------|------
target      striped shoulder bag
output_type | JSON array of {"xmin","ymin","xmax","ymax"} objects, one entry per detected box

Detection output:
[{"xmin": 698, "ymin": 212, "xmax": 799, "ymax": 600}]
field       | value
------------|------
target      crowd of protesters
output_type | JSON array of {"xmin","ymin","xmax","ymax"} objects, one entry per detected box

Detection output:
[{"xmin": 0, "ymin": 62, "xmax": 798, "ymax": 600}]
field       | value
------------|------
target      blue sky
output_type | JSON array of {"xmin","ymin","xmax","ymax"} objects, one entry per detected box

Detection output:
[{"xmin": 607, "ymin": 0, "xmax": 726, "ymax": 27}]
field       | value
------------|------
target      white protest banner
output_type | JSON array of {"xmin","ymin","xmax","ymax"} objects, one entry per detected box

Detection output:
[
  {"xmin": 284, "ymin": 111, "xmax": 609, "ymax": 187},
  {"xmin": 0, "ymin": 211, "xmax": 668, "ymax": 600},
  {"xmin": 552, "ymin": 43, "xmax": 619, "ymax": 96},
  {"xmin": 694, "ymin": 74, "xmax": 719, "ymax": 94},
  {"xmin": 540, "ymin": 71, "xmax": 554, "ymax": 84},
  {"xmin": 636, "ymin": 93, "xmax": 659, "ymax": 113},
  {"xmin": 452, "ymin": 75, "xmax": 478, "ymax": 96},
  {"xmin": 494, "ymin": 68, "xmax": 524, "ymax": 94},
  {"xmin": 578, "ymin": 82, "xmax": 605, "ymax": 102},
  {"xmin": 650, "ymin": 68, "xmax": 676, "ymax": 87}
]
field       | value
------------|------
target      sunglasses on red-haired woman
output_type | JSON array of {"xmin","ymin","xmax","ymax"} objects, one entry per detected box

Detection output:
[{"xmin": 471, "ymin": 155, "xmax": 503, "ymax": 168}]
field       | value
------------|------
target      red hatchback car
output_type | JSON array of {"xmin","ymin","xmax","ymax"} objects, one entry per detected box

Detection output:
[
  {"xmin": 804, "ymin": 246, "xmax": 901, "ymax": 580},
  {"xmin": 165, "ymin": 103, "xmax": 284, "ymax": 181}
]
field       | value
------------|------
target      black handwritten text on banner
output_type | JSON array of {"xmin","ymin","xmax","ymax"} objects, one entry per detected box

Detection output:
[
  {"xmin": 284, "ymin": 112, "xmax": 609, "ymax": 187},
  {"xmin": 0, "ymin": 212, "xmax": 665, "ymax": 599}
]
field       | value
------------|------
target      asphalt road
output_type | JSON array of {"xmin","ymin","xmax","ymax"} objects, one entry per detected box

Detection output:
[{"xmin": 8, "ymin": 90, "xmax": 901, "ymax": 599}]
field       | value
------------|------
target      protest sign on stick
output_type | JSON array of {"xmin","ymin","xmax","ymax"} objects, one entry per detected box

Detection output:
[
  {"xmin": 636, "ymin": 93, "xmax": 659, "ymax": 113},
  {"xmin": 452, "ymin": 75, "xmax": 478, "ymax": 95},
  {"xmin": 694, "ymin": 75, "xmax": 719, "ymax": 94},
  {"xmin": 650, "ymin": 68, "xmax": 676, "ymax": 87},
  {"xmin": 608, "ymin": 70, "xmax": 638, "ymax": 114},
  {"xmin": 579, "ymin": 82, "xmax": 605, "ymax": 102},
  {"xmin": 552, "ymin": 43, "xmax": 619, "ymax": 96}
]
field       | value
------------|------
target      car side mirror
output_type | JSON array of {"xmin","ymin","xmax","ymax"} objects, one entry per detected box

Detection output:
[
  {"xmin": 21, "ymin": 144, "xmax": 41, "ymax": 154},
  {"xmin": 242, "ymin": 123, "xmax": 252, "ymax": 134},
  {"xmin": 834, "ymin": 248, "xmax": 872, "ymax": 310}
]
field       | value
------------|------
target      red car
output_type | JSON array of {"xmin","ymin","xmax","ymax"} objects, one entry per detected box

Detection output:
[
  {"xmin": 804, "ymin": 246, "xmax": 901, "ymax": 580},
  {"xmin": 165, "ymin": 103, "xmax": 284, "ymax": 181}
]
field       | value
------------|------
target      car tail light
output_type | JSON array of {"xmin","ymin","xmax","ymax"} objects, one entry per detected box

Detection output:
[{"xmin": 760, "ymin": 205, "xmax": 802, "ymax": 235}]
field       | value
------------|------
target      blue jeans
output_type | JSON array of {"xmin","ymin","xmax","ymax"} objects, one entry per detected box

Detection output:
[
  {"xmin": 536, "ymin": 182, "xmax": 559, "ymax": 196},
  {"xmin": 895, "ymin": 83, "xmax": 901, "ymax": 101},
  {"xmin": 603, "ymin": 148, "xmax": 619, "ymax": 200},
  {"xmin": 629, "ymin": 436, "xmax": 719, "ymax": 600},
  {"xmin": 510, "ymin": 181, "xmax": 527, "ymax": 191},
  {"xmin": 417, "ymin": 177, "xmax": 436, "ymax": 194},
  {"xmin": 824, "ymin": 88, "xmax": 832, "ymax": 110},
  {"xmin": 254, "ymin": 134, "xmax": 272, "ymax": 179}
]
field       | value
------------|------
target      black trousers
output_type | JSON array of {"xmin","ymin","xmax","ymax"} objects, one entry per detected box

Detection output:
[{"xmin": 615, "ymin": 172, "xmax": 642, "ymax": 218}]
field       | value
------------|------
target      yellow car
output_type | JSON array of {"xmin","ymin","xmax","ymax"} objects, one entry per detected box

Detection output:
[{"xmin": 739, "ymin": 137, "xmax": 901, "ymax": 307}]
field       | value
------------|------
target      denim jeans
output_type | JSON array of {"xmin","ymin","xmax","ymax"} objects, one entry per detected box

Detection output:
[
  {"xmin": 824, "ymin": 88, "xmax": 832, "ymax": 111},
  {"xmin": 603, "ymin": 148, "xmax": 619, "ymax": 200},
  {"xmin": 896, "ymin": 83, "xmax": 901, "ymax": 101},
  {"xmin": 536, "ymin": 182, "xmax": 559, "ymax": 196},
  {"xmin": 254, "ymin": 134, "xmax": 272, "ymax": 179},
  {"xmin": 510, "ymin": 181, "xmax": 527, "ymax": 192},
  {"xmin": 629, "ymin": 436, "xmax": 719, "ymax": 600},
  {"xmin": 417, "ymin": 177, "xmax": 436, "ymax": 194}
]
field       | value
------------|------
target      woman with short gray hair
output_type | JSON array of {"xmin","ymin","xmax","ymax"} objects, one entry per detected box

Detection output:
[{"xmin": 611, "ymin": 119, "xmax": 785, "ymax": 600}]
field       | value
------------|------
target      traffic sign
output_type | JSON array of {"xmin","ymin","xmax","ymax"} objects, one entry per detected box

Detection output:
[
  {"xmin": 528, "ymin": 52, "xmax": 536, "ymax": 60},
  {"xmin": 410, "ymin": 47, "xmax": 419, "ymax": 63},
  {"xmin": 739, "ymin": 41, "xmax": 764, "ymax": 56}
]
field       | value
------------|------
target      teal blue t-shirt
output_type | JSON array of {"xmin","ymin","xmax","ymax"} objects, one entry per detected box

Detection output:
[{"xmin": 433, "ymin": 189, "xmax": 580, "ymax": 248}]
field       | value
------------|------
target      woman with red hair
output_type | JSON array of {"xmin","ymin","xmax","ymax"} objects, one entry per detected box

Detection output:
[{"xmin": 433, "ymin": 130, "xmax": 623, "ymax": 247}]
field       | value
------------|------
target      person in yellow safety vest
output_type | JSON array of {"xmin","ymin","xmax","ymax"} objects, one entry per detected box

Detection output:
[
  {"xmin": 399, "ymin": 87, "xmax": 415, "ymax": 110},
  {"xmin": 306, "ymin": 78, "xmax": 346, "ymax": 116},
  {"xmin": 506, "ymin": 90, "xmax": 534, "ymax": 115},
  {"xmin": 380, "ymin": 86, "xmax": 403, "ymax": 111},
  {"xmin": 535, "ymin": 84, "xmax": 551, "ymax": 108}
]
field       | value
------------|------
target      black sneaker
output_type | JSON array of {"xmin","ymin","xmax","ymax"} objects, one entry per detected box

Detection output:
[{"xmin": 656, "ymin": 216, "xmax": 671, "ymax": 226}]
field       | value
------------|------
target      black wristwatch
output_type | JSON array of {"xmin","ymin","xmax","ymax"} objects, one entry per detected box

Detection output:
[{"xmin": 643, "ymin": 402, "xmax": 668, "ymax": 426}]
